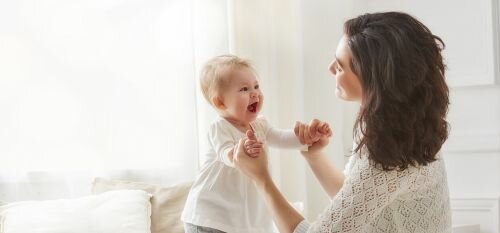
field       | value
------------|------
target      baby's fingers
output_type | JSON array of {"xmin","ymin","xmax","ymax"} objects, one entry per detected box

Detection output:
[
  {"xmin": 320, "ymin": 123, "xmax": 332, "ymax": 137},
  {"xmin": 244, "ymin": 140, "xmax": 260, "ymax": 147},
  {"xmin": 245, "ymin": 142, "xmax": 263, "ymax": 151},
  {"xmin": 247, "ymin": 148, "xmax": 262, "ymax": 156},
  {"xmin": 245, "ymin": 140, "xmax": 263, "ymax": 155}
]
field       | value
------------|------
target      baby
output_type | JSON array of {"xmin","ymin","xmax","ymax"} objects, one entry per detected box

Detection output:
[{"xmin": 181, "ymin": 55, "xmax": 331, "ymax": 233}]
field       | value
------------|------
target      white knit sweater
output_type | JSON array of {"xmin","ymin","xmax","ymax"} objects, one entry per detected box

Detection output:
[{"xmin": 294, "ymin": 150, "xmax": 452, "ymax": 233}]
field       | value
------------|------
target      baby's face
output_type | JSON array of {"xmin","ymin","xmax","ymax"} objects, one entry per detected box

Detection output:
[{"xmin": 219, "ymin": 68, "xmax": 263, "ymax": 125}]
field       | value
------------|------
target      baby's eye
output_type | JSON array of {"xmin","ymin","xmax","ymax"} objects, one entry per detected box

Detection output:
[
  {"xmin": 336, "ymin": 67, "xmax": 342, "ymax": 72},
  {"xmin": 254, "ymin": 84, "xmax": 259, "ymax": 89},
  {"xmin": 239, "ymin": 87, "xmax": 249, "ymax": 92}
]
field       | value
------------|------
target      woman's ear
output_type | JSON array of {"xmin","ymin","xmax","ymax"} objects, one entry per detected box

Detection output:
[{"xmin": 211, "ymin": 95, "xmax": 226, "ymax": 110}]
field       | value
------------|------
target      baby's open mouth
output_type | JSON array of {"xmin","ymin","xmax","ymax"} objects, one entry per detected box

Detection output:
[{"xmin": 247, "ymin": 102, "xmax": 258, "ymax": 113}]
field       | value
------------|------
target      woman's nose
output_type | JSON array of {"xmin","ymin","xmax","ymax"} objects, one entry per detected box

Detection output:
[{"xmin": 328, "ymin": 62, "xmax": 336, "ymax": 75}]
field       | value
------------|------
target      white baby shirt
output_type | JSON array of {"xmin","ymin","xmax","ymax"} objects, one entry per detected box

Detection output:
[{"xmin": 181, "ymin": 116, "xmax": 305, "ymax": 233}]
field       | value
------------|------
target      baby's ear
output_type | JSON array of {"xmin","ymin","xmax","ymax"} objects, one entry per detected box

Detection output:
[{"xmin": 211, "ymin": 96, "xmax": 226, "ymax": 110}]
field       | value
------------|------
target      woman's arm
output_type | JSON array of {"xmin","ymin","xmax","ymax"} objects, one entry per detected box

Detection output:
[
  {"xmin": 233, "ymin": 130, "xmax": 304, "ymax": 233},
  {"xmin": 303, "ymin": 151, "xmax": 345, "ymax": 199},
  {"xmin": 255, "ymin": 174, "xmax": 304, "ymax": 233},
  {"xmin": 295, "ymin": 119, "xmax": 345, "ymax": 198}
]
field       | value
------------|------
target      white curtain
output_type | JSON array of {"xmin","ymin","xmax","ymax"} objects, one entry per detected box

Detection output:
[
  {"xmin": 228, "ymin": 0, "xmax": 357, "ymax": 219},
  {"xmin": 0, "ymin": 0, "xmax": 228, "ymax": 201}
]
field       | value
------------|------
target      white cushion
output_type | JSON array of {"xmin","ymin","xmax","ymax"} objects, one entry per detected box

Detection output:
[
  {"xmin": 0, "ymin": 190, "xmax": 152, "ymax": 233},
  {"xmin": 92, "ymin": 178, "xmax": 192, "ymax": 233}
]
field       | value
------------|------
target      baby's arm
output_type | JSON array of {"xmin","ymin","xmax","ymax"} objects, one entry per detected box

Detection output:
[
  {"xmin": 214, "ymin": 140, "xmax": 237, "ymax": 167},
  {"xmin": 266, "ymin": 120, "xmax": 332, "ymax": 150},
  {"xmin": 266, "ymin": 127, "xmax": 308, "ymax": 150},
  {"xmin": 209, "ymin": 122, "xmax": 239, "ymax": 167}
]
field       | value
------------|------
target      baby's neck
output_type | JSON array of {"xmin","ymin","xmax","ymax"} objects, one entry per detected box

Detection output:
[{"xmin": 223, "ymin": 117, "xmax": 252, "ymax": 133}]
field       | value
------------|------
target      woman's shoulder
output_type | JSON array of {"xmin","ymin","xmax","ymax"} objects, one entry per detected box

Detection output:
[
  {"xmin": 350, "ymin": 141, "xmax": 446, "ymax": 177},
  {"xmin": 347, "ymin": 151, "xmax": 442, "ymax": 180},
  {"xmin": 409, "ymin": 156, "xmax": 448, "ymax": 184},
  {"xmin": 362, "ymin": 155, "xmax": 448, "ymax": 193}
]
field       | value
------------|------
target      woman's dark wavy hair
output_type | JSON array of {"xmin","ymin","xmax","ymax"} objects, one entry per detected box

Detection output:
[{"xmin": 345, "ymin": 12, "xmax": 450, "ymax": 171}]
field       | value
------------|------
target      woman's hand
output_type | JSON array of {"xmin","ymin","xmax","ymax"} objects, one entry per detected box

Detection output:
[
  {"xmin": 233, "ymin": 130, "xmax": 271, "ymax": 185},
  {"xmin": 294, "ymin": 119, "xmax": 331, "ymax": 159}
]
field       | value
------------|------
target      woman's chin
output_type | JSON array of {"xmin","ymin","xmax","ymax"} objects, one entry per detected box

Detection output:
[{"xmin": 335, "ymin": 89, "xmax": 344, "ymax": 99}]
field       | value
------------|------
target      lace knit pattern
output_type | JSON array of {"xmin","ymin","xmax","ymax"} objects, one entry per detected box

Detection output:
[{"xmin": 308, "ymin": 153, "xmax": 451, "ymax": 233}]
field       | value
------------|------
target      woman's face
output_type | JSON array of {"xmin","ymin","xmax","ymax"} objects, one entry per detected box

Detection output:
[{"xmin": 328, "ymin": 35, "xmax": 363, "ymax": 102}]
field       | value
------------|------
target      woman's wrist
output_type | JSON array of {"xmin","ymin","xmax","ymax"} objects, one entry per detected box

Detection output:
[
  {"xmin": 254, "ymin": 173, "xmax": 273, "ymax": 191},
  {"xmin": 301, "ymin": 150, "xmax": 325, "ymax": 164}
]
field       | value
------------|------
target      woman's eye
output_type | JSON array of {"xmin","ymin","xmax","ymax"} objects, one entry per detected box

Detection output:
[
  {"xmin": 240, "ymin": 87, "xmax": 248, "ymax": 91},
  {"xmin": 336, "ymin": 67, "xmax": 342, "ymax": 72}
]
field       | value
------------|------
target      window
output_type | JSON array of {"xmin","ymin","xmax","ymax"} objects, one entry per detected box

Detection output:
[{"xmin": 0, "ymin": 0, "xmax": 229, "ymax": 193}]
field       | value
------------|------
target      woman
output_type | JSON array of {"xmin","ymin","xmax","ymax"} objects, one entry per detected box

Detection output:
[{"xmin": 233, "ymin": 12, "xmax": 451, "ymax": 233}]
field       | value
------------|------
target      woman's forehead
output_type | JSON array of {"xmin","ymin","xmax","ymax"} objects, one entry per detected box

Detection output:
[{"xmin": 335, "ymin": 36, "xmax": 352, "ymax": 68}]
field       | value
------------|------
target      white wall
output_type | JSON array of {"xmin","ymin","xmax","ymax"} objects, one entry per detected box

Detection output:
[
  {"xmin": 299, "ymin": 0, "xmax": 359, "ymax": 219},
  {"xmin": 445, "ymin": 86, "xmax": 500, "ymax": 233}
]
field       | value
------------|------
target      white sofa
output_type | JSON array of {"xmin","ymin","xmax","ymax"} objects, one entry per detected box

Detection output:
[
  {"xmin": 0, "ymin": 172, "xmax": 482, "ymax": 233},
  {"xmin": 0, "ymin": 171, "xmax": 192, "ymax": 233}
]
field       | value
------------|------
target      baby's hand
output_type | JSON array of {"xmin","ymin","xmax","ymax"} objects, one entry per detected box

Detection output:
[
  {"xmin": 310, "ymin": 121, "xmax": 332, "ymax": 143},
  {"xmin": 295, "ymin": 119, "xmax": 332, "ymax": 146},
  {"xmin": 295, "ymin": 119, "xmax": 331, "ymax": 154},
  {"xmin": 244, "ymin": 130, "xmax": 263, "ymax": 157},
  {"xmin": 316, "ymin": 122, "xmax": 332, "ymax": 139}
]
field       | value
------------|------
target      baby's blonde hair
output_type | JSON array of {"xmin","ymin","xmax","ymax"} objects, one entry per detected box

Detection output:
[{"xmin": 199, "ymin": 54, "xmax": 256, "ymax": 105}]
